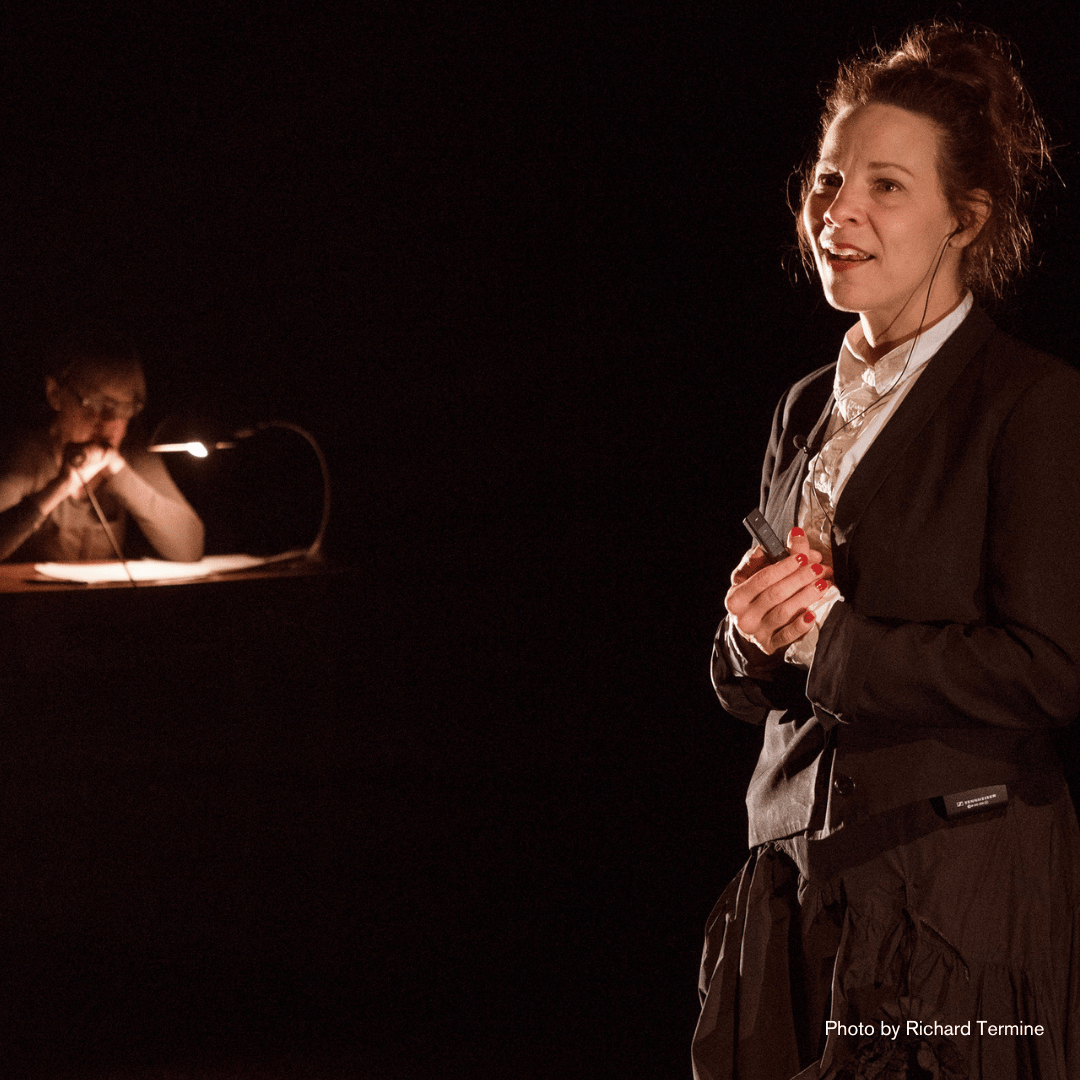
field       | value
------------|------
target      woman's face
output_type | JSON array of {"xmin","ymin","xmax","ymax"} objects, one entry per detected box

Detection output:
[
  {"xmin": 802, "ymin": 102, "xmax": 968, "ymax": 345},
  {"xmin": 46, "ymin": 370, "xmax": 144, "ymax": 450}
]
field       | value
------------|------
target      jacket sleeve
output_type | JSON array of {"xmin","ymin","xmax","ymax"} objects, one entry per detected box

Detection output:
[
  {"xmin": 711, "ymin": 616, "xmax": 809, "ymax": 724},
  {"xmin": 808, "ymin": 362, "xmax": 1080, "ymax": 732},
  {"xmin": 711, "ymin": 392, "xmax": 810, "ymax": 723}
]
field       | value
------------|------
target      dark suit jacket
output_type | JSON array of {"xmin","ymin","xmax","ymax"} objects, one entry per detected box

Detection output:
[{"xmin": 713, "ymin": 307, "xmax": 1080, "ymax": 847}]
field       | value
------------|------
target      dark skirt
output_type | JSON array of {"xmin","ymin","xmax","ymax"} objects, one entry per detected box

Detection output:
[{"xmin": 692, "ymin": 789, "xmax": 1080, "ymax": 1080}]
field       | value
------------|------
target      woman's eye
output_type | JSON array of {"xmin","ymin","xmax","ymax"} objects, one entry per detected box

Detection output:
[
  {"xmin": 815, "ymin": 173, "xmax": 841, "ymax": 189},
  {"xmin": 876, "ymin": 179, "xmax": 901, "ymax": 193}
]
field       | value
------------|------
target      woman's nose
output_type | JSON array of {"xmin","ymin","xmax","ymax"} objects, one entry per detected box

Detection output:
[{"xmin": 823, "ymin": 184, "xmax": 862, "ymax": 226}]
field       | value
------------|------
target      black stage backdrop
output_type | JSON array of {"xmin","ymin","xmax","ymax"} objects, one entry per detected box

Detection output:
[{"xmin": 0, "ymin": 2, "xmax": 1076, "ymax": 1078}]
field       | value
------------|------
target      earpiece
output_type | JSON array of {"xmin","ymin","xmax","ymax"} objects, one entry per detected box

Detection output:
[{"xmin": 941, "ymin": 223, "xmax": 964, "ymax": 249}]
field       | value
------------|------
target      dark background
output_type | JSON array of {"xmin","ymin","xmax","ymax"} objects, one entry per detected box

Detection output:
[{"xmin": 0, "ymin": 2, "xmax": 1077, "ymax": 1077}]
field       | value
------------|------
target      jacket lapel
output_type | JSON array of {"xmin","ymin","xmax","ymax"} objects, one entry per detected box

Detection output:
[
  {"xmin": 830, "ymin": 307, "xmax": 996, "ymax": 574},
  {"xmin": 767, "ymin": 387, "xmax": 836, "ymax": 537}
]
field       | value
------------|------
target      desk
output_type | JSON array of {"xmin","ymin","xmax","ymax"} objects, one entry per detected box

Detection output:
[
  {"xmin": 0, "ymin": 559, "xmax": 370, "ymax": 1068},
  {"xmin": 0, "ymin": 556, "xmax": 343, "ymax": 679},
  {"xmin": 0, "ymin": 555, "xmax": 325, "ymax": 591}
]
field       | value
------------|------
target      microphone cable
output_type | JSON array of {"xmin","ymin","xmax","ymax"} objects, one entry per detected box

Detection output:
[
  {"xmin": 804, "ymin": 230, "xmax": 958, "ymax": 535},
  {"xmin": 68, "ymin": 446, "xmax": 138, "ymax": 588}
]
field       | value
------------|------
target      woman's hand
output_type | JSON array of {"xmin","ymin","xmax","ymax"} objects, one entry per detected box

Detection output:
[{"xmin": 725, "ymin": 527, "xmax": 833, "ymax": 656}]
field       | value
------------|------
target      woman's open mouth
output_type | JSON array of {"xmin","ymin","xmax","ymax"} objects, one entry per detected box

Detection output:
[{"xmin": 824, "ymin": 245, "xmax": 873, "ymax": 271}]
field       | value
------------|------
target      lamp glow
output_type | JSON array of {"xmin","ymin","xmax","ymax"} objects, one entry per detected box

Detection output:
[{"xmin": 149, "ymin": 441, "xmax": 209, "ymax": 456}]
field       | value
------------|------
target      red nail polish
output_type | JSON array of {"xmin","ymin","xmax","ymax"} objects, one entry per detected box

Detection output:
[
  {"xmin": 802, "ymin": 610, "xmax": 816, "ymax": 624},
  {"xmin": 814, "ymin": 579, "xmax": 829, "ymax": 592},
  {"xmin": 811, "ymin": 564, "xmax": 824, "ymax": 575},
  {"xmin": 791, "ymin": 527, "xmax": 805, "ymax": 538},
  {"xmin": 795, "ymin": 553, "xmax": 809, "ymax": 567}
]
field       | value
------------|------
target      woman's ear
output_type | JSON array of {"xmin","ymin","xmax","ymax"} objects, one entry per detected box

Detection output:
[
  {"xmin": 45, "ymin": 376, "xmax": 62, "ymax": 411},
  {"xmin": 951, "ymin": 190, "xmax": 992, "ymax": 248}
]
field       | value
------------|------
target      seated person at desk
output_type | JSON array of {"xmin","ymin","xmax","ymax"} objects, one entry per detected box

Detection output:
[{"xmin": 0, "ymin": 345, "xmax": 205, "ymax": 563}]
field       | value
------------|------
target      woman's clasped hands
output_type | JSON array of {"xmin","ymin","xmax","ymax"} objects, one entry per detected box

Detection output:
[{"xmin": 725, "ymin": 526, "xmax": 834, "ymax": 657}]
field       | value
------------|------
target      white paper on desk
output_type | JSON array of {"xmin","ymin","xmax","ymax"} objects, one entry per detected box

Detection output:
[{"xmin": 34, "ymin": 554, "xmax": 272, "ymax": 584}]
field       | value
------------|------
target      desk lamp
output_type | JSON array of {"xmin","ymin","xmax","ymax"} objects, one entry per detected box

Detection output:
[{"xmin": 148, "ymin": 420, "xmax": 331, "ymax": 560}]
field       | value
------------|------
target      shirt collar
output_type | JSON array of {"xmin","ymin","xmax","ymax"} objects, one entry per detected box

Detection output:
[{"xmin": 835, "ymin": 292, "xmax": 974, "ymax": 400}]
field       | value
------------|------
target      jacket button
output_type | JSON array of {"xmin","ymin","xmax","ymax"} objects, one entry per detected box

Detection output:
[{"xmin": 833, "ymin": 774, "xmax": 855, "ymax": 797}]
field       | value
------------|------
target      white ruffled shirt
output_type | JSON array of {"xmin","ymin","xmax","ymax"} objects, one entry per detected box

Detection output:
[{"xmin": 785, "ymin": 293, "xmax": 974, "ymax": 668}]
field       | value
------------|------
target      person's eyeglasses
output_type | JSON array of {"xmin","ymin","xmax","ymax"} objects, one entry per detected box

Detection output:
[{"xmin": 66, "ymin": 385, "xmax": 144, "ymax": 421}]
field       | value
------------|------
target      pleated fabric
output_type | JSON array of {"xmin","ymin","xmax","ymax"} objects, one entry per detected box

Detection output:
[{"xmin": 692, "ymin": 790, "xmax": 1080, "ymax": 1079}]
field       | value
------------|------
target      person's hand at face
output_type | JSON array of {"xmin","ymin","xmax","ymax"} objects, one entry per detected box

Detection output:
[
  {"xmin": 59, "ymin": 440, "xmax": 126, "ymax": 498},
  {"xmin": 47, "ymin": 373, "xmax": 140, "ymax": 497}
]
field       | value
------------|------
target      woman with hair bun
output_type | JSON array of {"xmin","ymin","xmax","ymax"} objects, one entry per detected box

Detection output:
[{"xmin": 695, "ymin": 23, "xmax": 1080, "ymax": 1080}]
